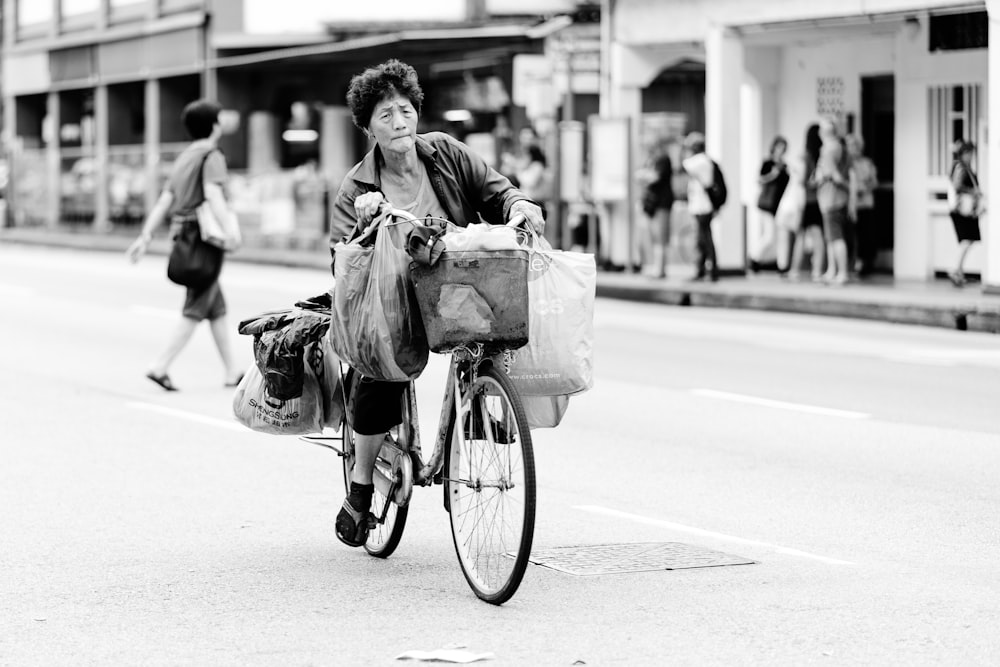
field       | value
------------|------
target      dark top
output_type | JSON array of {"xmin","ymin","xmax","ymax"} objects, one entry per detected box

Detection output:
[
  {"xmin": 642, "ymin": 154, "xmax": 675, "ymax": 216},
  {"xmin": 328, "ymin": 131, "xmax": 536, "ymax": 250},
  {"xmin": 166, "ymin": 139, "xmax": 228, "ymax": 218},
  {"xmin": 758, "ymin": 159, "xmax": 789, "ymax": 214}
]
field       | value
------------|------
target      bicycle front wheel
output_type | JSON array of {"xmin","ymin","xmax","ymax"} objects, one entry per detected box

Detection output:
[{"xmin": 445, "ymin": 363, "xmax": 535, "ymax": 605}]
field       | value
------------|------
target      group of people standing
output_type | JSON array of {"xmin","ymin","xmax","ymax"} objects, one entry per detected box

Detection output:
[
  {"xmin": 752, "ymin": 118, "xmax": 879, "ymax": 286},
  {"xmin": 753, "ymin": 120, "xmax": 984, "ymax": 287},
  {"xmin": 639, "ymin": 132, "xmax": 726, "ymax": 281}
]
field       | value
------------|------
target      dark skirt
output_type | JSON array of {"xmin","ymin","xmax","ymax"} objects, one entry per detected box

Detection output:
[
  {"xmin": 950, "ymin": 212, "xmax": 981, "ymax": 243},
  {"xmin": 802, "ymin": 201, "xmax": 823, "ymax": 229}
]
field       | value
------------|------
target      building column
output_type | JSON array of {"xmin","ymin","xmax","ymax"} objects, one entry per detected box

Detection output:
[
  {"xmin": 93, "ymin": 84, "xmax": 110, "ymax": 232},
  {"xmin": 45, "ymin": 92, "xmax": 60, "ymax": 227},
  {"xmin": 144, "ymin": 79, "xmax": 160, "ymax": 214},
  {"xmin": 984, "ymin": 2, "xmax": 1000, "ymax": 291},
  {"xmin": 705, "ymin": 24, "xmax": 745, "ymax": 272}
]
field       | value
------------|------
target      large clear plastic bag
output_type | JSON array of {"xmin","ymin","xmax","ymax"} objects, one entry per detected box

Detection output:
[
  {"xmin": 330, "ymin": 214, "xmax": 428, "ymax": 381},
  {"xmin": 507, "ymin": 234, "xmax": 596, "ymax": 397}
]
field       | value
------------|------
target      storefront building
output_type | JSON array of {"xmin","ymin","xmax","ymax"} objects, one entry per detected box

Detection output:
[
  {"xmin": 1, "ymin": 0, "xmax": 579, "ymax": 245},
  {"xmin": 606, "ymin": 0, "xmax": 999, "ymax": 291}
]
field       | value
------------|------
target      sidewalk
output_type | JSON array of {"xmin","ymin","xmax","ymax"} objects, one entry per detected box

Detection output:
[{"xmin": 3, "ymin": 226, "xmax": 999, "ymax": 334}]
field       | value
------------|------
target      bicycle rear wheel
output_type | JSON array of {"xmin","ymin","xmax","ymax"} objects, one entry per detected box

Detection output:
[
  {"xmin": 341, "ymin": 369, "xmax": 409, "ymax": 559},
  {"xmin": 445, "ymin": 363, "xmax": 535, "ymax": 605}
]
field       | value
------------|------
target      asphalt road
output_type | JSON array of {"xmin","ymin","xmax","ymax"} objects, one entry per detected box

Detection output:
[{"xmin": 2, "ymin": 245, "xmax": 999, "ymax": 666}]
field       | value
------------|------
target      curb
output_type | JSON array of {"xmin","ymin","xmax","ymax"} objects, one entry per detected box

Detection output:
[{"xmin": 3, "ymin": 228, "xmax": 999, "ymax": 335}]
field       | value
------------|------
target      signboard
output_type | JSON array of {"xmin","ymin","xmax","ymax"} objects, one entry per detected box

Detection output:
[{"xmin": 588, "ymin": 116, "xmax": 630, "ymax": 202}]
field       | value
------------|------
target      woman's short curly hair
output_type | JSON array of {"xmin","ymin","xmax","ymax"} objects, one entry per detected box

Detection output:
[{"xmin": 346, "ymin": 59, "xmax": 424, "ymax": 131}]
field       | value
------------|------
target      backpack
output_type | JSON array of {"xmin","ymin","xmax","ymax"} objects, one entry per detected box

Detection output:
[{"xmin": 706, "ymin": 161, "xmax": 727, "ymax": 210}]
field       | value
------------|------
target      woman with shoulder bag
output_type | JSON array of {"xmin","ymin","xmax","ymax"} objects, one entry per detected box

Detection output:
[
  {"xmin": 125, "ymin": 99, "xmax": 244, "ymax": 391},
  {"xmin": 947, "ymin": 140, "xmax": 983, "ymax": 287}
]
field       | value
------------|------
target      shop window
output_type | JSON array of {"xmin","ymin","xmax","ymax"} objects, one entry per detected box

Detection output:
[
  {"xmin": 928, "ymin": 83, "xmax": 981, "ymax": 176},
  {"xmin": 929, "ymin": 11, "xmax": 987, "ymax": 52}
]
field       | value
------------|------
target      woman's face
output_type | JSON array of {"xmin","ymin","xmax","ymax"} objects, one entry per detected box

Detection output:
[
  {"xmin": 368, "ymin": 92, "xmax": 418, "ymax": 156},
  {"xmin": 961, "ymin": 148, "xmax": 975, "ymax": 165},
  {"xmin": 772, "ymin": 141, "xmax": 787, "ymax": 160}
]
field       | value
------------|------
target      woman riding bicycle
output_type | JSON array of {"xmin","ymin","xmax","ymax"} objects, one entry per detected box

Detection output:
[{"xmin": 328, "ymin": 59, "xmax": 545, "ymax": 548}]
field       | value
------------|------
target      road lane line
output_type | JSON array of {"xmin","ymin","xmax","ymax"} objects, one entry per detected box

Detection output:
[
  {"xmin": 126, "ymin": 401, "xmax": 247, "ymax": 432},
  {"xmin": 574, "ymin": 505, "xmax": 856, "ymax": 566},
  {"xmin": 692, "ymin": 389, "xmax": 870, "ymax": 420}
]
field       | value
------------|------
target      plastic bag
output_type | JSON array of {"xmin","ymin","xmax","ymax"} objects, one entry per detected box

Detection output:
[
  {"xmin": 330, "ymin": 214, "xmax": 428, "ymax": 381},
  {"xmin": 441, "ymin": 223, "xmax": 522, "ymax": 252},
  {"xmin": 521, "ymin": 394, "xmax": 570, "ymax": 429},
  {"xmin": 506, "ymin": 235, "xmax": 596, "ymax": 396},
  {"xmin": 774, "ymin": 180, "xmax": 805, "ymax": 232},
  {"xmin": 233, "ymin": 304, "xmax": 344, "ymax": 435}
]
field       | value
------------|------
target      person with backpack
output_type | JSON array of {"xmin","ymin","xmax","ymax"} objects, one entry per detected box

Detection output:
[{"xmin": 682, "ymin": 131, "xmax": 725, "ymax": 281}]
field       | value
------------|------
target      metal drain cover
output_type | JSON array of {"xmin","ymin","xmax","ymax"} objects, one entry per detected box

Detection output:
[{"xmin": 528, "ymin": 542, "xmax": 755, "ymax": 576}]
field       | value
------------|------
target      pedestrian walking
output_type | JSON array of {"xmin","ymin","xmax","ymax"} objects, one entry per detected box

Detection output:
[
  {"xmin": 640, "ymin": 139, "xmax": 675, "ymax": 278},
  {"xmin": 682, "ymin": 132, "xmax": 723, "ymax": 281},
  {"xmin": 750, "ymin": 135, "xmax": 789, "ymax": 273},
  {"xmin": 847, "ymin": 134, "xmax": 879, "ymax": 277},
  {"xmin": 946, "ymin": 139, "xmax": 983, "ymax": 287},
  {"xmin": 814, "ymin": 117, "xmax": 851, "ymax": 286},
  {"xmin": 125, "ymin": 99, "xmax": 244, "ymax": 391},
  {"xmin": 788, "ymin": 123, "xmax": 825, "ymax": 281}
]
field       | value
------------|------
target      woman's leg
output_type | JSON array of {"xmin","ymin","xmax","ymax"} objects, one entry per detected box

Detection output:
[
  {"xmin": 952, "ymin": 240, "xmax": 974, "ymax": 284},
  {"xmin": 702, "ymin": 215, "xmax": 719, "ymax": 280},
  {"xmin": 208, "ymin": 315, "xmax": 242, "ymax": 384},
  {"xmin": 809, "ymin": 226, "xmax": 826, "ymax": 280},
  {"xmin": 832, "ymin": 239, "xmax": 849, "ymax": 283},
  {"xmin": 649, "ymin": 208, "xmax": 670, "ymax": 277},
  {"xmin": 693, "ymin": 214, "xmax": 709, "ymax": 278},
  {"xmin": 352, "ymin": 432, "xmax": 384, "ymax": 484},
  {"xmin": 149, "ymin": 316, "xmax": 199, "ymax": 376}
]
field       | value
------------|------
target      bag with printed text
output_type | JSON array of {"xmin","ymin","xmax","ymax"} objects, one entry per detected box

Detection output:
[{"xmin": 506, "ymin": 233, "xmax": 596, "ymax": 397}]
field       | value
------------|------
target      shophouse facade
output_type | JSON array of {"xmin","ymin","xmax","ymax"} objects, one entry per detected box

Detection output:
[
  {"xmin": 1, "ymin": 0, "xmax": 586, "ymax": 246},
  {"xmin": 606, "ymin": 0, "xmax": 999, "ymax": 291}
]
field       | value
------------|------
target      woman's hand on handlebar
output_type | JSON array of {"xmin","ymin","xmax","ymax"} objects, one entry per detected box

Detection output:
[
  {"xmin": 354, "ymin": 191, "xmax": 390, "ymax": 228},
  {"xmin": 508, "ymin": 200, "xmax": 545, "ymax": 235}
]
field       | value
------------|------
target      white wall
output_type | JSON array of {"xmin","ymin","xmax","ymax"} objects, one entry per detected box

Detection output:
[{"xmin": 242, "ymin": 0, "xmax": 466, "ymax": 33}]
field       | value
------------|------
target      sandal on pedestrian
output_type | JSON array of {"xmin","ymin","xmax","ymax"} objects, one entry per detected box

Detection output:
[
  {"xmin": 948, "ymin": 271, "xmax": 966, "ymax": 287},
  {"xmin": 146, "ymin": 372, "xmax": 177, "ymax": 391}
]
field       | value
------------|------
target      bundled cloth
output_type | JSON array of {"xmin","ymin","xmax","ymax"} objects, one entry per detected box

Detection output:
[{"xmin": 232, "ymin": 299, "xmax": 344, "ymax": 435}]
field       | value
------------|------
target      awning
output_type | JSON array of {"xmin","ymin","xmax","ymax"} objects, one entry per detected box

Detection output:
[{"xmin": 208, "ymin": 23, "xmax": 548, "ymax": 70}]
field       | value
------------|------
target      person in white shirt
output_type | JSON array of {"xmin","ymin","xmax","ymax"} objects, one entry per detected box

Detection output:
[{"xmin": 682, "ymin": 132, "xmax": 719, "ymax": 281}]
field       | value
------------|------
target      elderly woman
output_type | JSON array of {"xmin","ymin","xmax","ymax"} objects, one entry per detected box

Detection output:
[{"xmin": 328, "ymin": 59, "xmax": 544, "ymax": 547}]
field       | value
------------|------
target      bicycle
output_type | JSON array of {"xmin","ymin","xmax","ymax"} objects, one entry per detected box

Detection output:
[{"xmin": 302, "ymin": 208, "xmax": 536, "ymax": 605}]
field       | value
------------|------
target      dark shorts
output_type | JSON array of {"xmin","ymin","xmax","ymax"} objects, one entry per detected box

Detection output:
[
  {"xmin": 350, "ymin": 376, "xmax": 407, "ymax": 435},
  {"xmin": 182, "ymin": 281, "xmax": 226, "ymax": 321},
  {"xmin": 950, "ymin": 212, "xmax": 981, "ymax": 242},
  {"xmin": 821, "ymin": 207, "xmax": 848, "ymax": 243}
]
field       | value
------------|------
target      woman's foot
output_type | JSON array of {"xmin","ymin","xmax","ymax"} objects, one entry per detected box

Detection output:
[
  {"xmin": 948, "ymin": 271, "xmax": 967, "ymax": 287},
  {"xmin": 335, "ymin": 482, "xmax": 375, "ymax": 548},
  {"xmin": 830, "ymin": 273, "xmax": 849, "ymax": 287}
]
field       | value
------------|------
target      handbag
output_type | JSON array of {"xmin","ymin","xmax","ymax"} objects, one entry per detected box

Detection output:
[
  {"xmin": 198, "ymin": 201, "xmax": 242, "ymax": 251},
  {"xmin": 166, "ymin": 219, "xmax": 224, "ymax": 289}
]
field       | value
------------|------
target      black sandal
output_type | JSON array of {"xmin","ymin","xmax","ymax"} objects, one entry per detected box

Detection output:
[{"xmin": 335, "ymin": 498, "xmax": 374, "ymax": 548}]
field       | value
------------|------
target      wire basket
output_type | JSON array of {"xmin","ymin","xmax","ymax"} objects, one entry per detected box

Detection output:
[{"xmin": 410, "ymin": 249, "xmax": 529, "ymax": 353}]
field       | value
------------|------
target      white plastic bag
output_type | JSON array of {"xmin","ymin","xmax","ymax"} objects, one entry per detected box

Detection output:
[
  {"xmin": 507, "ymin": 235, "xmax": 595, "ymax": 396},
  {"xmin": 774, "ymin": 180, "xmax": 805, "ymax": 232},
  {"xmin": 521, "ymin": 394, "xmax": 570, "ymax": 429},
  {"xmin": 441, "ymin": 223, "xmax": 522, "ymax": 252},
  {"xmin": 330, "ymin": 215, "xmax": 428, "ymax": 381}
]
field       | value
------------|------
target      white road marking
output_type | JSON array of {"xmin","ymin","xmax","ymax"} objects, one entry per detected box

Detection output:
[
  {"xmin": 574, "ymin": 505, "xmax": 856, "ymax": 566},
  {"xmin": 126, "ymin": 401, "xmax": 247, "ymax": 432},
  {"xmin": 0, "ymin": 283, "xmax": 33, "ymax": 297},
  {"xmin": 129, "ymin": 305, "xmax": 176, "ymax": 319},
  {"xmin": 692, "ymin": 389, "xmax": 870, "ymax": 420}
]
